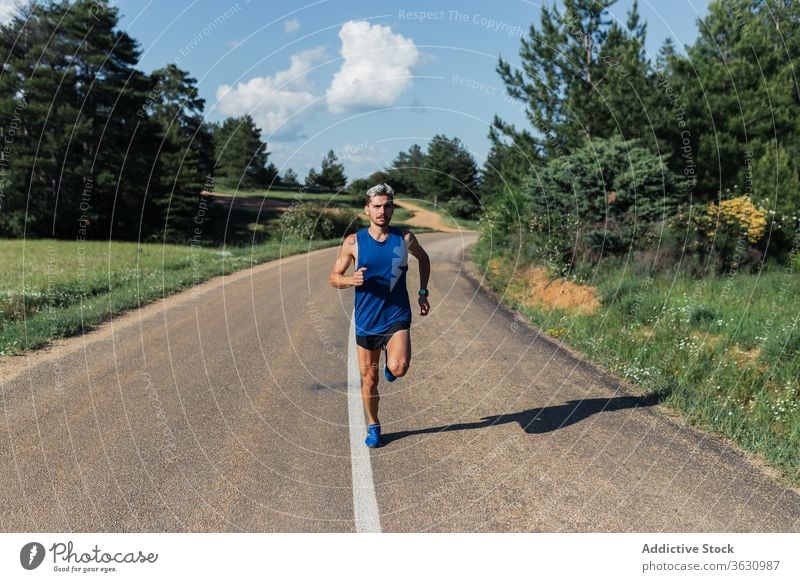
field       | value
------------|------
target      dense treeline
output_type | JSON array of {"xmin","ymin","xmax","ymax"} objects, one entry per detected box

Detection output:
[
  {"xmin": 355, "ymin": 135, "xmax": 481, "ymax": 218},
  {"xmin": 482, "ymin": 0, "xmax": 800, "ymax": 273},
  {"xmin": 4, "ymin": 0, "xmax": 797, "ymax": 258},
  {"xmin": 0, "ymin": 0, "xmax": 304, "ymax": 242}
]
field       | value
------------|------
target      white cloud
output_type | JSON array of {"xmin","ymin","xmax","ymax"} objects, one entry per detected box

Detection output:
[
  {"xmin": 284, "ymin": 18, "xmax": 300, "ymax": 34},
  {"xmin": 326, "ymin": 21, "xmax": 419, "ymax": 114},
  {"xmin": 0, "ymin": 0, "xmax": 18, "ymax": 23},
  {"xmin": 216, "ymin": 46, "xmax": 326, "ymax": 139}
]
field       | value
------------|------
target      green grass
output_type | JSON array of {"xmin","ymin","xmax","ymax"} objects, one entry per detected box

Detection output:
[
  {"xmin": 0, "ymin": 187, "xmax": 454, "ymax": 358},
  {"xmin": 473, "ymin": 239, "xmax": 800, "ymax": 486},
  {"xmin": 213, "ymin": 188, "xmax": 422, "ymax": 224},
  {"xmin": 0, "ymin": 238, "xmax": 338, "ymax": 355},
  {"xmin": 213, "ymin": 187, "xmax": 360, "ymax": 209},
  {"xmin": 438, "ymin": 209, "xmax": 481, "ymax": 231}
]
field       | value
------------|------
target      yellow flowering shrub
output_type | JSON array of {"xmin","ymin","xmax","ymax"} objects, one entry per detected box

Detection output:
[{"xmin": 701, "ymin": 196, "xmax": 768, "ymax": 244}]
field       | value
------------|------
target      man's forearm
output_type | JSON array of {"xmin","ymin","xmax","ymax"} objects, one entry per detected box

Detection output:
[
  {"xmin": 329, "ymin": 273, "xmax": 354, "ymax": 289},
  {"xmin": 418, "ymin": 256, "xmax": 430, "ymax": 290}
]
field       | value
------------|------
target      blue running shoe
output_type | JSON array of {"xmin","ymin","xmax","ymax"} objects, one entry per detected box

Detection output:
[
  {"xmin": 384, "ymin": 363, "xmax": 397, "ymax": 382},
  {"xmin": 383, "ymin": 346, "xmax": 397, "ymax": 383},
  {"xmin": 365, "ymin": 424, "xmax": 381, "ymax": 448}
]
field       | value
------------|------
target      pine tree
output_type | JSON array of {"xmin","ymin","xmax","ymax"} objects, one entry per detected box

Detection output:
[
  {"xmin": 496, "ymin": 0, "xmax": 658, "ymax": 156},
  {"xmin": 0, "ymin": 0, "xmax": 159, "ymax": 239},
  {"xmin": 318, "ymin": 149, "xmax": 346, "ymax": 191},
  {"xmin": 480, "ymin": 122, "xmax": 541, "ymax": 200},
  {"xmin": 497, "ymin": 0, "xmax": 608, "ymax": 153},
  {"xmin": 146, "ymin": 64, "xmax": 213, "ymax": 239},
  {"xmin": 304, "ymin": 168, "xmax": 319, "ymax": 189},
  {"xmin": 667, "ymin": 0, "xmax": 800, "ymax": 202},
  {"xmin": 212, "ymin": 115, "xmax": 270, "ymax": 189},
  {"xmin": 594, "ymin": 0, "xmax": 657, "ymax": 142},
  {"xmin": 388, "ymin": 144, "xmax": 426, "ymax": 198},
  {"xmin": 422, "ymin": 135, "xmax": 479, "ymax": 213},
  {"xmin": 264, "ymin": 162, "xmax": 280, "ymax": 187},
  {"xmin": 282, "ymin": 168, "xmax": 299, "ymax": 187}
]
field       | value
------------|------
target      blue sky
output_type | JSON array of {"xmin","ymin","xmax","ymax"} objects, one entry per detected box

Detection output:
[{"xmin": 106, "ymin": 0, "xmax": 710, "ymax": 182}]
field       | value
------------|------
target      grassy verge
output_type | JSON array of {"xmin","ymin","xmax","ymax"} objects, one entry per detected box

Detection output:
[
  {"xmin": 212, "ymin": 187, "xmax": 360, "ymax": 209},
  {"xmin": 439, "ymin": 210, "xmax": 480, "ymax": 231},
  {"xmin": 213, "ymin": 188, "xmax": 442, "ymax": 227},
  {"xmin": 0, "ymin": 238, "xmax": 337, "ymax": 355},
  {"xmin": 0, "ymin": 183, "xmax": 430, "ymax": 357},
  {"xmin": 472, "ymin": 239, "xmax": 800, "ymax": 486}
]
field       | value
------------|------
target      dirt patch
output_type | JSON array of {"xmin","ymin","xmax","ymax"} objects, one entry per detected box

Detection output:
[
  {"xmin": 728, "ymin": 344, "xmax": 763, "ymax": 369},
  {"xmin": 687, "ymin": 333, "xmax": 765, "ymax": 371},
  {"xmin": 522, "ymin": 267, "xmax": 601, "ymax": 314},
  {"xmin": 501, "ymin": 264, "xmax": 601, "ymax": 315},
  {"xmin": 487, "ymin": 257, "xmax": 505, "ymax": 277},
  {"xmin": 691, "ymin": 331, "xmax": 725, "ymax": 351}
]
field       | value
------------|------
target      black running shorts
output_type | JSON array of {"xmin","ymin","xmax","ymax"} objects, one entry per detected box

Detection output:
[{"xmin": 355, "ymin": 320, "xmax": 411, "ymax": 351}]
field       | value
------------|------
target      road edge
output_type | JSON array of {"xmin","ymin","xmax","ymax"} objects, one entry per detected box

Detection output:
[
  {"xmin": 0, "ymin": 244, "xmax": 340, "ymax": 384},
  {"xmin": 460, "ymin": 242, "xmax": 800, "ymax": 498}
]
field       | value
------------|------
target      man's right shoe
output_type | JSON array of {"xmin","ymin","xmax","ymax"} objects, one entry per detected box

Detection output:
[{"xmin": 365, "ymin": 424, "xmax": 381, "ymax": 448}]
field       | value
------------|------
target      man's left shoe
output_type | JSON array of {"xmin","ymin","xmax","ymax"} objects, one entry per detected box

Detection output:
[
  {"xmin": 365, "ymin": 424, "xmax": 381, "ymax": 448},
  {"xmin": 383, "ymin": 346, "xmax": 397, "ymax": 382},
  {"xmin": 384, "ymin": 364, "xmax": 397, "ymax": 383}
]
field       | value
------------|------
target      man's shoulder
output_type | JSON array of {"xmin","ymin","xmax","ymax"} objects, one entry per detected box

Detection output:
[{"xmin": 398, "ymin": 228, "xmax": 417, "ymax": 242}]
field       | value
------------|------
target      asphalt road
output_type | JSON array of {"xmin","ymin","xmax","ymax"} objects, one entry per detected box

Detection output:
[{"xmin": 1, "ymin": 232, "xmax": 798, "ymax": 532}]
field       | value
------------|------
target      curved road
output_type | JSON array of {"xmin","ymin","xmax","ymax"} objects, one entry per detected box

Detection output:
[{"xmin": 1, "ymin": 232, "xmax": 798, "ymax": 532}]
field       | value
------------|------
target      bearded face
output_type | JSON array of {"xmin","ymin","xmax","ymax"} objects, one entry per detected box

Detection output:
[{"xmin": 364, "ymin": 194, "xmax": 394, "ymax": 226}]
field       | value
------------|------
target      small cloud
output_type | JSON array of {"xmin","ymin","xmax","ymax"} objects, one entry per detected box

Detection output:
[
  {"xmin": 326, "ymin": 20, "xmax": 419, "ymax": 114},
  {"xmin": 284, "ymin": 18, "xmax": 300, "ymax": 34},
  {"xmin": 216, "ymin": 46, "xmax": 326, "ymax": 140}
]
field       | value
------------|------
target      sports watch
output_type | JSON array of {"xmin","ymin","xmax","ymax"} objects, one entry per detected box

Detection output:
[{"xmin": 418, "ymin": 289, "xmax": 429, "ymax": 297}]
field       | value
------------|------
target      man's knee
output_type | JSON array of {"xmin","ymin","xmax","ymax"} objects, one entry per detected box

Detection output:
[
  {"xmin": 361, "ymin": 370, "xmax": 379, "ymax": 392},
  {"xmin": 388, "ymin": 358, "xmax": 409, "ymax": 377}
]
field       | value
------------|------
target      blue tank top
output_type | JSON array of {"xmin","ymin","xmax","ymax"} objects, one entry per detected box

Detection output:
[{"xmin": 354, "ymin": 226, "xmax": 411, "ymax": 336}]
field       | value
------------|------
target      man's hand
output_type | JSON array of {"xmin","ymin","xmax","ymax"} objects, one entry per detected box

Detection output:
[
  {"xmin": 418, "ymin": 295, "xmax": 430, "ymax": 316},
  {"xmin": 352, "ymin": 267, "xmax": 367, "ymax": 287}
]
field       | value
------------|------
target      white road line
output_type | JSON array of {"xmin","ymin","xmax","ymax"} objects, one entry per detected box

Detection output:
[{"xmin": 348, "ymin": 313, "xmax": 382, "ymax": 533}]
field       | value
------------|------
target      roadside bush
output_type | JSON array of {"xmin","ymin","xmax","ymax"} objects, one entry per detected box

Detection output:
[
  {"xmin": 480, "ymin": 184, "xmax": 532, "ymax": 248},
  {"xmin": 535, "ymin": 136, "xmax": 679, "ymax": 226},
  {"xmin": 443, "ymin": 196, "xmax": 480, "ymax": 219},
  {"xmin": 682, "ymin": 194, "xmax": 771, "ymax": 274},
  {"xmin": 523, "ymin": 136, "xmax": 680, "ymax": 271},
  {"xmin": 278, "ymin": 203, "xmax": 358, "ymax": 240}
]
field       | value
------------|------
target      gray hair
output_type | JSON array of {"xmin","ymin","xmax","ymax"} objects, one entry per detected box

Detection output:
[{"xmin": 365, "ymin": 183, "xmax": 394, "ymax": 203}]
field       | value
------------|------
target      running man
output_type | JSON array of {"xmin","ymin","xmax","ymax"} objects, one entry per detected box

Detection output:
[{"xmin": 328, "ymin": 183, "xmax": 431, "ymax": 448}]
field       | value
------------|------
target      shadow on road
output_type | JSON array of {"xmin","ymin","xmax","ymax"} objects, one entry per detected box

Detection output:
[{"xmin": 381, "ymin": 394, "xmax": 661, "ymax": 446}]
